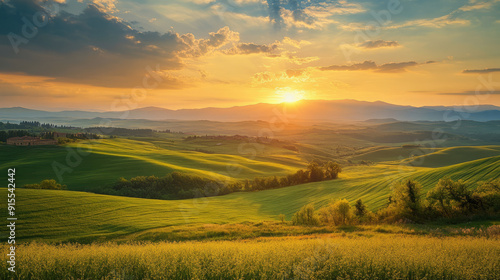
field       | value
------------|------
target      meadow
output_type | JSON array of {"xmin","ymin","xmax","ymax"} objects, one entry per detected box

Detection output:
[
  {"xmin": 1, "ymin": 135, "xmax": 499, "ymax": 279},
  {"xmin": 2, "ymin": 234, "xmax": 499, "ymax": 280},
  {"xmin": 3, "ymin": 152, "xmax": 499, "ymax": 242}
]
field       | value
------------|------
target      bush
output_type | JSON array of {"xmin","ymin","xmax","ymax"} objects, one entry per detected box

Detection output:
[
  {"xmin": 474, "ymin": 180, "xmax": 500, "ymax": 213},
  {"xmin": 317, "ymin": 199, "xmax": 352, "ymax": 225},
  {"xmin": 427, "ymin": 178, "xmax": 483, "ymax": 216},
  {"xmin": 354, "ymin": 199, "xmax": 367, "ymax": 217},
  {"xmin": 278, "ymin": 214, "xmax": 286, "ymax": 223},
  {"xmin": 23, "ymin": 179, "xmax": 67, "ymax": 190},
  {"xmin": 292, "ymin": 203, "xmax": 319, "ymax": 226},
  {"xmin": 386, "ymin": 179, "xmax": 423, "ymax": 221}
]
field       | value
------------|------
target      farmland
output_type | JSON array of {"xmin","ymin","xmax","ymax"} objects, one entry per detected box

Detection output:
[
  {"xmin": 2, "ymin": 234, "xmax": 499, "ymax": 280},
  {"xmin": 1, "ymin": 133, "xmax": 499, "ymax": 279}
]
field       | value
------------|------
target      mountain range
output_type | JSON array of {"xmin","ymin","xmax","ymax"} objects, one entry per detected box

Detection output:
[{"xmin": 1, "ymin": 100, "xmax": 500, "ymax": 123}]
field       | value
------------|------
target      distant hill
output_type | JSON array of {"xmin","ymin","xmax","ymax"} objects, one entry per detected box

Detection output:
[{"xmin": 2, "ymin": 100, "xmax": 500, "ymax": 122}]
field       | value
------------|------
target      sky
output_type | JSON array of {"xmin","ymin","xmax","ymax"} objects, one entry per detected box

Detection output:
[{"xmin": 0, "ymin": 0, "xmax": 499, "ymax": 111}]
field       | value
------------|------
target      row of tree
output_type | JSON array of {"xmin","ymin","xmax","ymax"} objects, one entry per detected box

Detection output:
[
  {"xmin": 0, "ymin": 130, "xmax": 35, "ymax": 142},
  {"xmin": 96, "ymin": 162, "xmax": 342, "ymax": 200},
  {"xmin": 84, "ymin": 127, "xmax": 155, "ymax": 137},
  {"xmin": 292, "ymin": 178, "xmax": 500, "ymax": 226},
  {"xmin": 24, "ymin": 179, "xmax": 67, "ymax": 190}
]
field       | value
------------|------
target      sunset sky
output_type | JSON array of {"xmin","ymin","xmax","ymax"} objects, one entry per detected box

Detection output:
[{"xmin": 1, "ymin": 0, "xmax": 499, "ymax": 110}]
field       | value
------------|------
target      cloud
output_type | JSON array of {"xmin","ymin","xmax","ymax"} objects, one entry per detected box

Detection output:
[
  {"xmin": 438, "ymin": 90, "xmax": 500, "ymax": 95},
  {"xmin": 177, "ymin": 26, "xmax": 240, "ymax": 57},
  {"xmin": 376, "ymin": 1, "xmax": 500, "ymax": 30},
  {"xmin": 0, "ymin": 0, "xmax": 275, "ymax": 88},
  {"xmin": 319, "ymin": 60, "xmax": 431, "ymax": 73},
  {"xmin": 266, "ymin": 0, "xmax": 283, "ymax": 29},
  {"xmin": 282, "ymin": 37, "xmax": 311, "ymax": 48},
  {"xmin": 253, "ymin": 69, "xmax": 310, "ymax": 84},
  {"xmin": 225, "ymin": 41, "xmax": 281, "ymax": 55},
  {"xmin": 462, "ymin": 68, "xmax": 500, "ymax": 74},
  {"xmin": 320, "ymin": 61, "xmax": 377, "ymax": 71},
  {"xmin": 88, "ymin": 0, "xmax": 118, "ymax": 13},
  {"xmin": 459, "ymin": 0, "xmax": 500, "ymax": 11},
  {"xmin": 266, "ymin": 0, "xmax": 364, "ymax": 30},
  {"xmin": 376, "ymin": 61, "xmax": 418, "ymax": 73},
  {"xmin": 358, "ymin": 40, "xmax": 400, "ymax": 49},
  {"xmin": 341, "ymin": 10, "xmax": 470, "ymax": 31}
]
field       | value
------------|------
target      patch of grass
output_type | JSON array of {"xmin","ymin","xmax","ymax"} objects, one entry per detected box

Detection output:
[
  {"xmin": 2, "ymin": 235, "xmax": 498, "ymax": 280},
  {"xmin": 2, "ymin": 153, "xmax": 498, "ymax": 243}
]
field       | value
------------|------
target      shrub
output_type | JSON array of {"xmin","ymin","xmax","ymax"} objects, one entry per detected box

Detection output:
[
  {"xmin": 474, "ymin": 180, "xmax": 500, "ymax": 213},
  {"xmin": 387, "ymin": 179, "xmax": 423, "ymax": 221},
  {"xmin": 23, "ymin": 179, "xmax": 67, "ymax": 190},
  {"xmin": 354, "ymin": 199, "xmax": 367, "ymax": 217},
  {"xmin": 317, "ymin": 199, "xmax": 352, "ymax": 226},
  {"xmin": 486, "ymin": 225, "xmax": 500, "ymax": 238},
  {"xmin": 427, "ymin": 178, "xmax": 482, "ymax": 215},
  {"xmin": 278, "ymin": 214, "xmax": 286, "ymax": 224},
  {"xmin": 292, "ymin": 203, "xmax": 319, "ymax": 226}
]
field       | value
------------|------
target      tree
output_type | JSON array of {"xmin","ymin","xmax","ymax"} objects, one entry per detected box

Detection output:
[
  {"xmin": 24, "ymin": 179, "xmax": 67, "ymax": 190},
  {"xmin": 332, "ymin": 199, "xmax": 352, "ymax": 225},
  {"xmin": 430, "ymin": 178, "xmax": 481, "ymax": 214},
  {"xmin": 474, "ymin": 180, "xmax": 500, "ymax": 212},
  {"xmin": 317, "ymin": 199, "xmax": 352, "ymax": 225},
  {"xmin": 426, "ymin": 181, "xmax": 452, "ymax": 217},
  {"xmin": 307, "ymin": 162, "xmax": 324, "ymax": 182},
  {"xmin": 354, "ymin": 199, "xmax": 367, "ymax": 217},
  {"xmin": 390, "ymin": 179, "xmax": 423, "ymax": 220},
  {"xmin": 278, "ymin": 214, "xmax": 286, "ymax": 224},
  {"xmin": 324, "ymin": 161, "xmax": 342, "ymax": 179},
  {"xmin": 292, "ymin": 203, "xmax": 319, "ymax": 226}
]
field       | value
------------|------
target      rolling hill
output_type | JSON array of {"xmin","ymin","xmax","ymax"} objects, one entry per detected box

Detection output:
[
  {"xmin": 0, "ymin": 138, "xmax": 306, "ymax": 190},
  {"xmin": 3, "ymin": 153, "xmax": 498, "ymax": 243}
]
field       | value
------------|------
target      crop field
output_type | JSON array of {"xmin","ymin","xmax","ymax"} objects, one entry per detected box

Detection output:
[
  {"xmin": 0, "ymin": 138, "xmax": 306, "ymax": 190},
  {"xmin": 3, "ymin": 151, "xmax": 499, "ymax": 243},
  {"xmin": 1, "ymin": 137, "xmax": 499, "ymax": 279},
  {"xmin": 2, "ymin": 235, "xmax": 499, "ymax": 280}
]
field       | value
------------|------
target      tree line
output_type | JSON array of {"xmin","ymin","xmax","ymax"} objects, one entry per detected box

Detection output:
[
  {"xmin": 92, "ymin": 161, "xmax": 342, "ymax": 200},
  {"xmin": 0, "ymin": 130, "xmax": 100, "ymax": 143},
  {"xmin": 84, "ymin": 127, "xmax": 156, "ymax": 137},
  {"xmin": 292, "ymin": 178, "xmax": 500, "ymax": 226}
]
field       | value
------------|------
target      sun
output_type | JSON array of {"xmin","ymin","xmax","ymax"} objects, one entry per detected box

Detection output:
[{"xmin": 277, "ymin": 88, "xmax": 304, "ymax": 103}]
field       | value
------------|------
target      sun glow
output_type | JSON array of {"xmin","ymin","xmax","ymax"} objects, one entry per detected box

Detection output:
[{"xmin": 277, "ymin": 88, "xmax": 304, "ymax": 103}]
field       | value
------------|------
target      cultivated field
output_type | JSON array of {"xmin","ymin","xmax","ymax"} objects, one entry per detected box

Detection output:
[{"xmin": 2, "ymin": 235, "xmax": 499, "ymax": 280}]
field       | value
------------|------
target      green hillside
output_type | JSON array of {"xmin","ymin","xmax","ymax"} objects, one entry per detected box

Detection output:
[
  {"xmin": 402, "ymin": 146, "xmax": 500, "ymax": 167},
  {"xmin": 4, "ymin": 155, "xmax": 498, "ymax": 243},
  {"xmin": 350, "ymin": 145, "xmax": 500, "ymax": 167},
  {"xmin": 0, "ymin": 138, "xmax": 305, "ymax": 190}
]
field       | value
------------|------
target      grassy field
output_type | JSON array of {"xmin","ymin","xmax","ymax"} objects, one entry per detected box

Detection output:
[
  {"xmin": 350, "ymin": 145, "xmax": 500, "ymax": 166},
  {"xmin": 1, "ymin": 137, "xmax": 499, "ymax": 279},
  {"xmin": 3, "ymin": 153, "xmax": 498, "ymax": 243},
  {"xmin": 2, "ymin": 234, "xmax": 499, "ymax": 279},
  {"xmin": 0, "ymin": 138, "xmax": 306, "ymax": 190}
]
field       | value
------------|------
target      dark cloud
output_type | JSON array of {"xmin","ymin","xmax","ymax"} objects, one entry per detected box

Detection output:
[
  {"xmin": 358, "ymin": 40, "xmax": 400, "ymax": 49},
  {"xmin": 225, "ymin": 42, "xmax": 280, "ymax": 55},
  {"xmin": 265, "ymin": 0, "xmax": 364, "ymax": 30},
  {"xmin": 320, "ymin": 60, "xmax": 426, "ymax": 73},
  {"xmin": 462, "ymin": 68, "xmax": 500, "ymax": 74},
  {"xmin": 288, "ymin": 0, "xmax": 307, "ymax": 22},
  {"xmin": 265, "ymin": 0, "xmax": 315, "ymax": 30},
  {"xmin": 267, "ymin": 0, "xmax": 283, "ymax": 29},
  {"xmin": 0, "ymin": 0, "xmax": 244, "ymax": 88}
]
